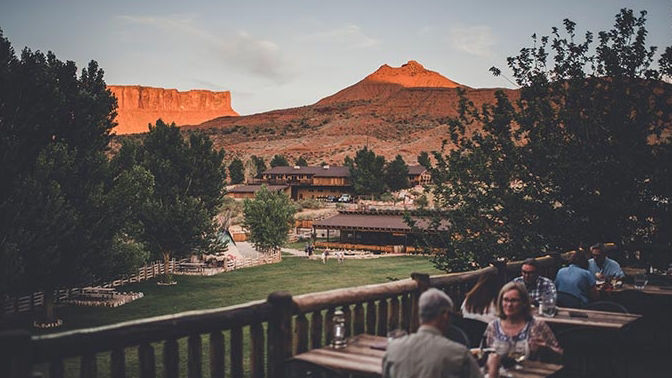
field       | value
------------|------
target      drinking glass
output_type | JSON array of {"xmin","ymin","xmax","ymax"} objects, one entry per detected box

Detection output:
[
  {"xmin": 633, "ymin": 274, "xmax": 648, "ymax": 290},
  {"xmin": 541, "ymin": 295, "xmax": 557, "ymax": 317},
  {"xmin": 508, "ymin": 340, "xmax": 529, "ymax": 368}
]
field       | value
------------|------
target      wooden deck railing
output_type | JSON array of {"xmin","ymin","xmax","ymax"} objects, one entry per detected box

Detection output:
[{"xmin": 1, "ymin": 252, "xmax": 572, "ymax": 378}]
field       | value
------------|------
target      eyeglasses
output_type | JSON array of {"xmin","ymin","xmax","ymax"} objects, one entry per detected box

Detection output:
[
  {"xmin": 502, "ymin": 298, "xmax": 521, "ymax": 303},
  {"xmin": 521, "ymin": 270, "xmax": 537, "ymax": 276}
]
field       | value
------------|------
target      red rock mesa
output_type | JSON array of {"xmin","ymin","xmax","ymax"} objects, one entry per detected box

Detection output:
[{"xmin": 108, "ymin": 85, "xmax": 239, "ymax": 134}]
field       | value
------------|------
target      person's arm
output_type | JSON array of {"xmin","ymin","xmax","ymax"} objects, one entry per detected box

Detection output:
[
  {"xmin": 529, "ymin": 321, "xmax": 563, "ymax": 357},
  {"xmin": 588, "ymin": 285, "xmax": 599, "ymax": 301}
]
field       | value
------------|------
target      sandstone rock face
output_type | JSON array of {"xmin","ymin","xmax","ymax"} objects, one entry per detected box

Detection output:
[
  {"xmin": 317, "ymin": 60, "xmax": 468, "ymax": 105},
  {"xmin": 108, "ymin": 85, "xmax": 239, "ymax": 134}
]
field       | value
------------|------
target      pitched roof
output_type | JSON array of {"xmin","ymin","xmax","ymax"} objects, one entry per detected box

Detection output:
[
  {"xmin": 263, "ymin": 165, "xmax": 350, "ymax": 177},
  {"xmin": 407, "ymin": 165, "xmax": 428, "ymax": 175},
  {"xmin": 227, "ymin": 184, "xmax": 288, "ymax": 193},
  {"xmin": 313, "ymin": 213, "xmax": 449, "ymax": 232}
]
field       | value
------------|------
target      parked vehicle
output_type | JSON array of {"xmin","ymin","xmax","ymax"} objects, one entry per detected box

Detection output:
[
  {"xmin": 338, "ymin": 194, "xmax": 352, "ymax": 203},
  {"xmin": 326, "ymin": 195, "xmax": 337, "ymax": 202}
]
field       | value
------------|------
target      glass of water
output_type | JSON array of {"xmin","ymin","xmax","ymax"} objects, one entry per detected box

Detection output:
[{"xmin": 633, "ymin": 273, "xmax": 648, "ymax": 289}]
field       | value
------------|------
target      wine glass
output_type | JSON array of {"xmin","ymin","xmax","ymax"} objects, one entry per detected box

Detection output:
[{"xmin": 508, "ymin": 340, "xmax": 529, "ymax": 368}]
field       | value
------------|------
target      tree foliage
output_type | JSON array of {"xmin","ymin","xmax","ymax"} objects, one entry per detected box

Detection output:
[
  {"xmin": 295, "ymin": 156, "xmax": 308, "ymax": 166},
  {"xmin": 0, "ymin": 30, "xmax": 150, "ymax": 317},
  {"xmin": 345, "ymin": 147, "xmax": 386, "ymax": 197},
  {"xmin": 228, "ymin": 158, "xmax": 245, "ymax": 184},
  {"xmin": 128, "ymin": 120, "xmax": 227, "ymax": 279},
  {"xmin": 270, "ymin": 154, "xmax": 289, "ymax": 167},
  {"xmin": 250, "ymin": 155, "xmax": 267, "ymax": 179},
  {"xmin": 243, "ymin": 185, "xmax": 296, "ymax": 254},
  {"xmin": 422, "ymin": 9, "xmax": 672, "ymax": 271},
  {"xmin": 385, "ymin": 155, "xmax": 410, "ymax": 192},
  {"xmin": 418, "ymin": 151, "xmax": 431, "ymax": 169}
]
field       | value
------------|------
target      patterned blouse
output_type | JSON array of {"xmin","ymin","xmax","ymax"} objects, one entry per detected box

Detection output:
[{"xmin": 484, "ymin": 318, "xmax": 562, "ymax": 356}]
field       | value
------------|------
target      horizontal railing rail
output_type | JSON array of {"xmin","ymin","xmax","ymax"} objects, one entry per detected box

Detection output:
[{"xmin": 1, "ymin": 252, "xmax": 574, "ymax": 378}]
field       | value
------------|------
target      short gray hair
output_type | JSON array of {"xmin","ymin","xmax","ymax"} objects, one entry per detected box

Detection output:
[{"xmin": 419, "ymin": 288, "xmax": 454, "ymax": 323}]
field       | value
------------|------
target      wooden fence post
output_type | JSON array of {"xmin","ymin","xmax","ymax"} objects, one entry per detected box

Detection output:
[
  {"xmin": 491, "ymin": 259, "xmax": 508, "ymax": 285},
  {"xmin": 267, "ymin": 291, "xmax": 293, "ymax": 378},
  {"xmin": 0, "ymin": 330, "xmax": 32, "ymax": 378},
  {"xmin": 410, "ymin": 272, "xmax": 430, "ymax": 332}
]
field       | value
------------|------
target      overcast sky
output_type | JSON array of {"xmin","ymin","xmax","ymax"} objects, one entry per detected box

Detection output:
[{"xmin": 1, "ymin": 1, "xmax": 669, "ymax": 115}]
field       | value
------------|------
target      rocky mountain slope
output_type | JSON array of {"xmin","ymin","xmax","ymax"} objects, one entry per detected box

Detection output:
[
  {"xmin": 187, "ymin": 61, "xmax": 517, "ymax": 164},
  {"xmin": 108, "ymin": 86, "xmax": 238, "ymax": 134}
]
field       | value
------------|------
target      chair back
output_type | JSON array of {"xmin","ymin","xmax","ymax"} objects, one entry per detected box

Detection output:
[
  {"xmin": 453, "ymin": 317, "xmax": 488, "ymax": 348},
  {"xmin": 584, "ymin": 301, "xmax": 628, "ymax": 313},
  {"xmin": 557, "ymin": 291, "xmax": 583, "ymax": 308},
  {"xmin": 444, "ymin": 324, "xmax": 470, "ymax": 347}
]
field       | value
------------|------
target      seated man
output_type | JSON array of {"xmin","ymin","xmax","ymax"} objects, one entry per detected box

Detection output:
[
  {"xmin": 588, "ymin": 243, "xmax": 625, "ymax": 280},
  {"xmin": 555, "ymin": 252, "xmax": 599, "ymax": 306},
  {"xmin": 383, "ymin": 288, "xmax": 485, "ymax": 378},
  {"xmin": 512, "ymin": 258, "xmax": 557, "ymax": 306}
]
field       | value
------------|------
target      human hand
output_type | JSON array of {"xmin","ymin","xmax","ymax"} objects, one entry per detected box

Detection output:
[{"xmin": 595, "ymin": 272, "xmax": 605, "ymax": 280}]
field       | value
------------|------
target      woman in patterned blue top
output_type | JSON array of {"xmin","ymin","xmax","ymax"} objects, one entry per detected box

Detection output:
[{"xmin": 484, "ymin": 282, "xmax": 562, "ymax": 376}]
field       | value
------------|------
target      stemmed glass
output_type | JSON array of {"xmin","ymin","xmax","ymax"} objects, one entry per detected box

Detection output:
[{"xmin": 508, "ymin": 340, "xmax": 529, "ymax": 368}]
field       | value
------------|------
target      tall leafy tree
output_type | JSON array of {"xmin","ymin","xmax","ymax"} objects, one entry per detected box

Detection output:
[
  {"xmin": 295, "ymin": 156, "xmax": 308, "ymax": 166},
  {"xmin": 270, "ymin": 154, "xmax": 289, "ymax": 167},
  {"xmin": 0, "ymin": 30, "xmax": 150, "ymax": 322},
  {"xmin": 345, "ymin": 147, "xmax": 386, "ymax": 197},
  {"xmin": 417, "ymin": 151, "xmax": 432, "ymax": 169},
  {"xmin": 229, "ymin": 158, "xmax": 245, "ymax": 184},
  {"xmin": 422, "ymin": 9, "xmax": 672, "ymax": 271},
  {"xmin": 250, "ymin": 155, "xmax": 267, "ymax": 179},
  {"xmin": 138, "ymin": 120, "xmax": 227, "ymax": 282},
  {"xmin": 385, "ymin": 155, "xmax": 410, "ymax": 192},
  {"xmin": 243, "ymin": 185, "xmax": 296, "ymax": 254}
]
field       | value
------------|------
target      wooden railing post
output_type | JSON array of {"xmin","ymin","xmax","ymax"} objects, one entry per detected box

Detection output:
[
  {"xmin": 491, "ymin": 259, "xmax": 508, "ymax": 285},
  {"xmin": 267, "ymin": 291, "xmax": 293, "ymax": 378},
  {"xmin": 410, "ymin": 272, "xmax": 430, "ymax": 332},
  {"xmin": 0, "ymin": 330, "xmax": 31, "ymax": 378}
]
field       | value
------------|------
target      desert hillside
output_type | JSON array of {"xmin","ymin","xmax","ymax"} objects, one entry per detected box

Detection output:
[{"xmin": 186, "ymin": 61, "xmax": 517, "ymax": 164}]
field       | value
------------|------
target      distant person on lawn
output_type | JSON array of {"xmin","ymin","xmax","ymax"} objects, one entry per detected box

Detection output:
[{"xmin": 512, "ymin": 258, "xmax": 557, "ymax": 306}]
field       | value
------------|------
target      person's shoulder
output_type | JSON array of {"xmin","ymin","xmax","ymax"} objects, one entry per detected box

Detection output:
[{"xmin": 607, "ymin": 257, "xmax": 622, "ymax": 267}]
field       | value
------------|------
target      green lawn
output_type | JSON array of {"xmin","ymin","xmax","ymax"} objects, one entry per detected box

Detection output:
[{"xmin": 9, "ymin": 255, "xmax": 442, "ymax": 334}]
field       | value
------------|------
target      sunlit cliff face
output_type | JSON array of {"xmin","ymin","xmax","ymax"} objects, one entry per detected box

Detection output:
[{"xmin": 108, "ymin": 85, "xmax": 239, "ymax": 134}]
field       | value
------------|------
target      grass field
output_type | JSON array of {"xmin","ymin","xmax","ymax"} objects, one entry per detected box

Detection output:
[{"xmin": 10, "ymin": 255, "xmax": 442, "ymax": 334}]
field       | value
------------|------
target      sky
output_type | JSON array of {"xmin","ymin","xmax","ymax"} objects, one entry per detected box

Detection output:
[{"xmin": 1, "ymin": 1, "xmax": 670, "ymax": 115}]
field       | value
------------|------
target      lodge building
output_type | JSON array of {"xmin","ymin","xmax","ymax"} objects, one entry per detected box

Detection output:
[{"xmin": 260, "ymin": 165, "xmax": 351, "ymax": 200}]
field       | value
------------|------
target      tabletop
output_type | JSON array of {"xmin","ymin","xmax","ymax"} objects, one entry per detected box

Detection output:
[
  {"xmin": 613, "ymin": 283, "xmax": 672, "ymax": 296},
  {"xmin": 534, "ymin": 306, "xmax": 641, "ymax": 329},
  {"xmin": 289, "ymin": 334, "xmax": 563, "ymax": 378}
]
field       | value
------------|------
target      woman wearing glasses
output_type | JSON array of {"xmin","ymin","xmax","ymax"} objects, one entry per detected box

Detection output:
[{"xmin": 484, "ymin": 282, "xmax": 563, "ymax": 376}]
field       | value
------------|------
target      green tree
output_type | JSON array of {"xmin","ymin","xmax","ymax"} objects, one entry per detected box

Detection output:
[
  {"xmin": 250, "ymin": 155, "xmax": 267, "ymax": 179},
  {"xmin": 0, "ymin": 30, "xmax": 150, "ymax": 322},
  {"xmin": 423, "ymin": 9, "xmax": 672, "ymax": 271},
  {"xmin": 229, "ymin": 158, "xmax": 245, "ymax": 184},
  {"xmin": 385, "ymin": 155, "xmax": 410, "ymax": 192},
  {"xmin": 243, "ymin": 185, "xmax": 297, "ymax": 254},
  {"xmin": 270, "ymin": 154, "xmax": 289, "ymax": 167},
  {"xmin": 345, "ymin": 147, "xmax": 386, "ymax": 197},
  {"xmin": 138, "ymin": 120, "xmax": 227, "ymax": 282},
  {"xmin": 418, "ymin": 151, "xmax": 431, "ymax": 169},
  {"xmin": 295, "ymin": 156, "xmax": 308, "ymax": 166}
]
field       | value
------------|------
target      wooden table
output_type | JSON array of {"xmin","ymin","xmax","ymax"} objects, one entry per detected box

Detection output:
[
  {"xmin": 534, "ymin": 306, "xmax": 641, "ymax": 329},
  {"xmin": 612, "ymin": 283, "xmax": 672, "ymax": 296},
  {"xmin": 289, "ymin": 334, "xmax": 563, "ymax": 377}
]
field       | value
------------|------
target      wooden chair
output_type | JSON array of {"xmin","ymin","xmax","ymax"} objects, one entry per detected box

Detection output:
[
  {"xmin": 453, "ymin": 317, "xmax": 488, "ymax": 348},
  {"xmin": 444, "ymin": 324, "xmax": 470, "ymax": 347}
]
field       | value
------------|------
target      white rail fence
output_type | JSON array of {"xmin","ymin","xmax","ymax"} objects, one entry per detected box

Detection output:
[{"xmin": 3, "ymin": 251, "xmax": 281, "ymax": 314}]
